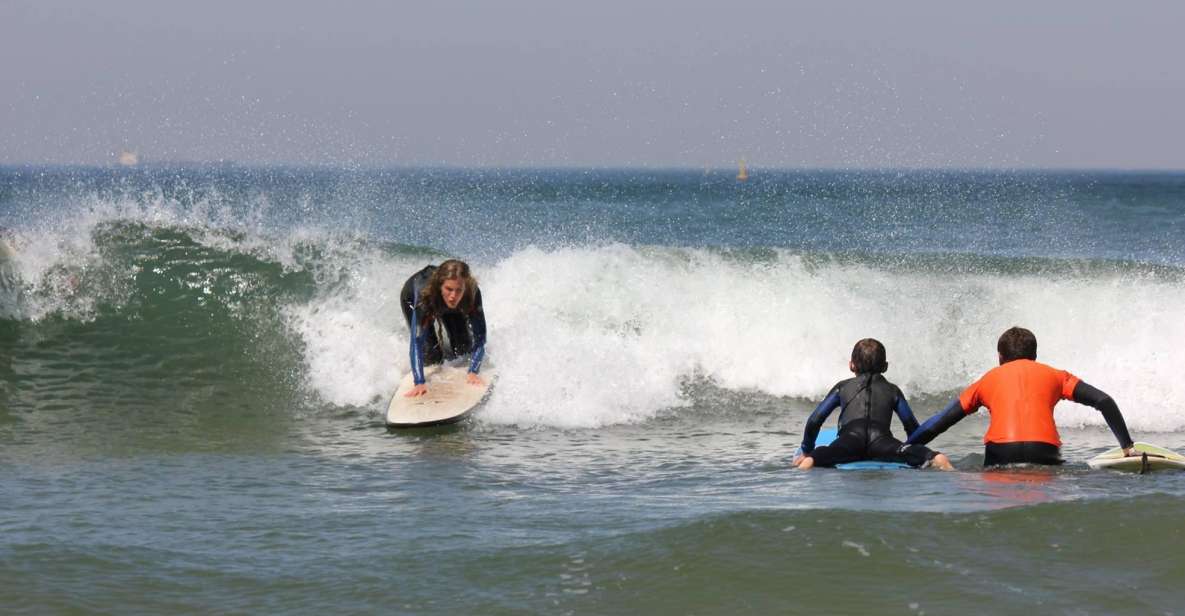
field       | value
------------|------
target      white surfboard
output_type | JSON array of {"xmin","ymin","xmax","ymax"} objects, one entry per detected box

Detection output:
[
  {"xmin": 385, "ymin": 363, "xmax": 496, "ymax": 428},
  {"xmin": 1087, "ymin": 442, "xmax": 1185, "ymax": 473}
]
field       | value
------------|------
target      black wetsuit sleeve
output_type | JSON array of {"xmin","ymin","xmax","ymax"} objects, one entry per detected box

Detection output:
[
  {"xmin": 801, "ymin": 389, "xmax": 841, "ymax": 454},
  {"xmin": 907, "ymin": 399, "xmax": 966, "ymax": 445},
  {"xmin": 399, "ymin": 275, "xmax": 416, "ymax": 327},
  {"xmin": 1073, "ymin": 381, "xmax": 1134, "ymax": 448},
  {"xmin": 467, "ymin": 288, "xmax": 487, "ymax": 374},
  {"xmin": 402, "ymin": 266, "xmax": 434, "ymax": 385},
  {"xmin": 895, "ymin": 399, "xmax": 921, "ymax": 436},
  {"xmin": 893, "ymin": 388, "xmax": 920, "ymax": 436}
]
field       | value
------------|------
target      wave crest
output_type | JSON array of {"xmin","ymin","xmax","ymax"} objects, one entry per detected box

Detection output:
[{"xmin": 3, "ymin": 202, "xmax": 1183, "ymax": 432}]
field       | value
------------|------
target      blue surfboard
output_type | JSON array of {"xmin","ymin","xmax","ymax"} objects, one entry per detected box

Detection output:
[{"xmin": 807, "ymin": 428, "xmax": 911, "ymax": 470}]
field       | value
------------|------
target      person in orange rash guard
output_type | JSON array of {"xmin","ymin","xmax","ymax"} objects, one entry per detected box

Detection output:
[{"xmin": 908, "ymin": 327, "xmax": 1136, "ymax": 467}]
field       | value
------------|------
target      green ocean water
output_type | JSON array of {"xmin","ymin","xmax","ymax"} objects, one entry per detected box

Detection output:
[{"xmin": 2, "ymin": 167, "xmax": 1185, "ymax": 613}]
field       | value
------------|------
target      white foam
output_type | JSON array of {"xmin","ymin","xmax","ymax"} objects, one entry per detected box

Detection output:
[
  {"xmin": 5, "ymin": 194, "xmax": 1182, "ymax": 433},
  {"xmin": 282, "ymin": 253, "xmax": 418, "ymax": 408},
  {"xmin": 287, "ymin": 244, "xmax": 1185, "ymax": 432},
  {"xmin": 0, "ymin": 189, "xmax": 349, "ymax": 321},
  {"xmin": 1, "ymin": 194, "xmax": 151, "ymax": 321}
]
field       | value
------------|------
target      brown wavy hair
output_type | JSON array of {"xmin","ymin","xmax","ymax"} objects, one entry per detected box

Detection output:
[{"xmin": 417, "ymin": 259, "xmax": 479, "ymax": 326}]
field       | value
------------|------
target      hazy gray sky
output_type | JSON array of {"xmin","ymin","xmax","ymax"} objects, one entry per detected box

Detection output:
[{"xmin": 3, "ymin": 1, "xmax": 1183, "ymax": 168}]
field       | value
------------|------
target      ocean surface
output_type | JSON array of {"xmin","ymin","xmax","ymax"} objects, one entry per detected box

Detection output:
[{"xmin": 2, "ymin": 166, "xmax": 1184, "ymax": 614}]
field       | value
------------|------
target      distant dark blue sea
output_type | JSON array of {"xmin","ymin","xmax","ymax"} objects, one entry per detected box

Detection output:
[{"xmin": 2, "ymin": 166, "xmax": 1184, "ymax": 614}]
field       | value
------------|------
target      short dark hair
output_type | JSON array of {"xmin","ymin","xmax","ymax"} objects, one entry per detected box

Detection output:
[
  {"xmin": 997, "ymin": 326, "xmax": 1037, "ymax": 362},
  {"xmin": 851, "ymin": 338, "xmax": 888, "ymax": 374}
]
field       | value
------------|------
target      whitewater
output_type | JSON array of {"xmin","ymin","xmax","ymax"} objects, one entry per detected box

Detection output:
[{"xmin": 3, "ymin": 169, "xmax": 1184, "ymax": 431}]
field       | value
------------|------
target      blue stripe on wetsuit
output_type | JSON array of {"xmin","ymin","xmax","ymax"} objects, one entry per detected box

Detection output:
[
  {"xmin": 467, "ymin": 308, "xmax": 486, "ymax": 375},
  {"xmin": 409, "ymin": 318, "xmax": 425, "ymax": 385},
  {"xmin": 409, "ymin": 279, "xmax": 427, "ymax": 385}
]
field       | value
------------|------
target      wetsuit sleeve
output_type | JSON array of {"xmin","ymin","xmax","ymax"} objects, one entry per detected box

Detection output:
[
  {"xmin": 910, "ymin": 376, "xmax": 985, "ymax": 444},
  {"xmin": 892, "ymin": 389, "xmax": 921, "ymax": 436},
  {"xmin": 800, "ymin": 388, "xmax": 841, "ymax": 454},
  {"xmin": 907, "ymin": 399, "xmax": 967, "ymax": 445},
  {"xmin": 467, "ymin": 288, "xmax": 486, "ymax": 374},
  {"xmin": 399, "ymin": 275, "xmax": 416, "ymax": 327},
  {"xmin": 401, "ymin": 275, "xmax": 427, "ymax": 385},
  {"xmin": 1072, "ymin": 380, "xmax": 1134, "ymax": 448}
]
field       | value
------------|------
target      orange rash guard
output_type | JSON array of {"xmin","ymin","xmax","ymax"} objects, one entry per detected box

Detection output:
[{"xmin": 958, "ymin": 359, "xmax": 1080, "ymax": 446}]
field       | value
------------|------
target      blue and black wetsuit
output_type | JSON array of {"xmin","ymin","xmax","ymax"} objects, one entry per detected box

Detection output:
[
  {"xmin": 399, "ymin": 265, "xmax": 487, "ymax": 386},
  {"xmin": 800, "ymin": 373, "xmax": 940, "ymax": 468}
]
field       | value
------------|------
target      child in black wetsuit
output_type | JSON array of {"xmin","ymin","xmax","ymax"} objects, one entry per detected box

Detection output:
[{"xmin": 793, "ymin": 339, "xmax": 954, "ymax": 471}]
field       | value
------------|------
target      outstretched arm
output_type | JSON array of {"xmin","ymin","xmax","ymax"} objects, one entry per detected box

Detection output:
[
  {"xmin": 467, "ymin": 303, "xmax": 487, "ymax": 376},
  {"xmin": 1073, "ymin": 381, "xmax": 1134, "ymax": 451},
  {"xmin": 409, "ymin": 303, "xmax": 427, "ymax": 386},
  {"xmin": 400, "ymin": 276, "xmax": 429, "ymax": 396},
  {"xmin": 907, "ymin": 399, "xmax": 967, "ymax": 445}
]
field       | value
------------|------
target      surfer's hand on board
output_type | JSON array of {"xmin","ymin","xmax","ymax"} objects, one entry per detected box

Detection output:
[
  {"xmin": 467, "ymin": 372, "xmax": 484, "ymax": 386},
  {"xmin": 404, "ymin": 384, "xmax": 428, "ymax": 397}
]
